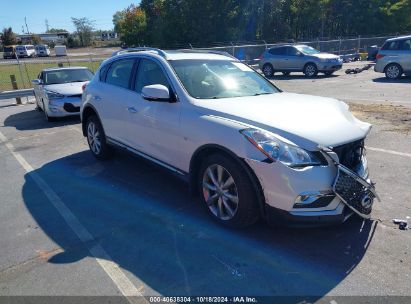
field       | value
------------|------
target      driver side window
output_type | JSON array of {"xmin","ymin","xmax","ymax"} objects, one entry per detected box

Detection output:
[{"xmin": 134, "ymin": 59, "xmax": 170, "ymax": 93}]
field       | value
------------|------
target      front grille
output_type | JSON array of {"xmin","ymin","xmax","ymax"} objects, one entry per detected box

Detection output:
[
  {"xmin": 63, "ymin": 103, "xmax": 80, "ymax": 113},
  {"xmin": 332, "ymin": 139, "xmax": 364, "ymax": 170},
  {"xmin": 334, "ymin": 167, "xmax": 375, "ymax": 216}
]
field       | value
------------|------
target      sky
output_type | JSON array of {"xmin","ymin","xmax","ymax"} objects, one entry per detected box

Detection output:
[{"xmin": 0, "ymin": 0, "xmax": 140, "ymax": 34}]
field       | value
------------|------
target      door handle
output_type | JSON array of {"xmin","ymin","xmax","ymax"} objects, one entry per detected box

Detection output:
[
  {"xmin": 93, "ymin": 96, "xmax": 102, "ymax": 101},
  {"xmin": 127, "ymin": 107, "xmax": 138, "ymax": 114}
]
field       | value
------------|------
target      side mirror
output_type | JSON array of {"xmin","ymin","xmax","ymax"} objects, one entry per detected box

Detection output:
[
  {"xmin": 141, "ymin": 84, "xmax": 171, "ymax": 102},
  {"xmin": 32, "ymin": 79, "xmax": 42, "ymax": 85}
]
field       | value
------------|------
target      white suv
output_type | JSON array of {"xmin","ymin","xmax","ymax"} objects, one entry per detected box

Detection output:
[{"xmin": 81, "ymin": 48, "xmax": 378, "ymax": 227}]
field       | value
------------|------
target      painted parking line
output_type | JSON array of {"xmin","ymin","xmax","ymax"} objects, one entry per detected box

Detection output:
[
  {"xmin": 0, "ymin": 130, "xmax": 148, "ymax": 303},
  {"xmin": 368, "ymin": 147, "xmax": 411, "ymax": 158}
]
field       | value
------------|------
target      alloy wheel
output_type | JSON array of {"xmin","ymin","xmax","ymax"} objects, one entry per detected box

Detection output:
[
  {"xmin": 202, "ymin": 164, "xmax": 239, "ymax": 220},
  {"xmin": 87, "ymin": 121, "xmax": 102, "ymax": 155},
  {"xmin": 386, "ymin": 65, "xmax": 400, "ymax": 79}
]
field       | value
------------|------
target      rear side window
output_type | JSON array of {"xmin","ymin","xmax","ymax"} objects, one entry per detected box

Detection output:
[
  {"xmin": 105, "ymin": 59, "xmax": 135, "ymax": 89},
  {"xmin": 99, "ymin": 63, "xmax": 111, "ymax": 82},
  {"xmin": 400, "ymin": 39, "xmax": 411, "ymax": 51},
  {"xmin": 382, "ymin": 40, "xmax": 400, "ymax": 51},
  {"xmin": 269, "ymin": 47, "xmax": 286, "ymax": 56},
  {"xmin": 134, "ymin": 59, "xmax": 170, "ymax": 93}
]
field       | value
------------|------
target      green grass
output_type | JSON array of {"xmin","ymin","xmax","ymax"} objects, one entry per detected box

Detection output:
[{"xmin": 0, "ymin": 60, "xmax": 102, "ymax": 91}]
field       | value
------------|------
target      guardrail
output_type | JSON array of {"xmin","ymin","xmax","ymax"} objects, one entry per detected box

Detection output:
[{"xmin": 0, "ymin": 89, "xmax": 34, "ymax": 100}]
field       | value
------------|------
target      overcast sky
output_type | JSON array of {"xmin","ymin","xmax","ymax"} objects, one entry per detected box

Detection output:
[{"xmin": 0, "ymin": 0, "xmax": 140, "ymax": 33}]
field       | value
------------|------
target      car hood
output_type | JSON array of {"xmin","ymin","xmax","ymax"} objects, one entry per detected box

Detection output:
[
  {"xmin": 311, "ymin": 53, "xmax": 341, "ymax": 60},
  {"xmin": 43, "ymin": 82, "xmax": 86, "ymax": 96},
  {"xmin": 193, "ymin": 93, "xmax": 371, "ymax": 150}
]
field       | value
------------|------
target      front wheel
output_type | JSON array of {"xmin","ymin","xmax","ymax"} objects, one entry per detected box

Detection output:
[
  {"xmin": 42, "ymin": 101, "xmax": 56, "ymax": 122},
  {"xmin": 304, "ymin": 63, "xmax": 318, "ymax": 77},
  {"xmin": 385, "ymin": 63, "xmax": 402, "ymax": 79},
  {"xmin": 86, "ymin": 115, "xmax": 113, "ymax": 160},
  {"xmin": 199, "ymin": 154, "xmax": 260, "ymax": 228}
]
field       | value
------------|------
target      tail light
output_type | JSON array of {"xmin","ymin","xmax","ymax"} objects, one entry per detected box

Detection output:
[
  {"xmin": 376, "ymin": 54, "xmax": 385, "ymax": 60},
  {"xmin": 82, "ymin": 83, "xmax": 88, "ymax": 92}
]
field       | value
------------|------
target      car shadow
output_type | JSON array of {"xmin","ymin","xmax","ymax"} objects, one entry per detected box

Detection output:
[
  {"xmin": 372, "ymin": 76, "xmax": 411, "ymax": 83},
  {"xmin": 22, "ymin": 149, "xmax": 377, "ymax": 298},
  {"xmin": 4, "ymin": 108, "xmax": 80, "ymax": 131}
]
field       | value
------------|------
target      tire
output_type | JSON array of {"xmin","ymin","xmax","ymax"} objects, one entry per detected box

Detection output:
[
  {"xmin": 324, "ymin": 71, "xmax": 334, "ymax": 76},
  {"xmin": 282, "ymin": 72, "xmax": 290, "ymax": 76},
  {"xmin": 304, "ymin": 63, "xmax": 318, "ymax": 77},
  {"xmin": 86, "ymin": 115, "xmax": 113, "ymax": 160},
  {"xmin": 198, "ymin": 153, "xmax": 260, "ymax": 228},
  {"xmin": 385, "ymin": 63, "xmax": 402, "ymax": 80},
  {"xmin": 262, "ymin": 63, "xmax": 274, "ymax": 77},
  {"xmin": 35, "ymin": 98, "xmax": 43, "ymax": 112},
  {"xmin": 42, "ymin": 101, "xmax": 56, "ymax": 122}
]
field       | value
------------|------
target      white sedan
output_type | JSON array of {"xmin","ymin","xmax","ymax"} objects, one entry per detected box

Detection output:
[{"xmin": 32, "ymin": 67, "xmax": 93, "ymax": 121}]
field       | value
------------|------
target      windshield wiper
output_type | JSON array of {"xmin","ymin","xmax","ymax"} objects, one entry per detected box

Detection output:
[{"xmin": 253, "ymin": 92, "xmax": 273, "ymax": 96}]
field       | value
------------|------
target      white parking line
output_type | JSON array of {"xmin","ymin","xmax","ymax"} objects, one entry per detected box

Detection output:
[
  {"xmin": 368, "ymin": 147, "xmax": 411, "ymax": 158},
  {"xmin": 0, "ymin": 130, "xmax": 147, "ymax": 303}
]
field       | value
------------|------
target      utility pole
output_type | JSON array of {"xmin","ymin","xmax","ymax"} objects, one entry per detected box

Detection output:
[
  {"xmin": 24, "ymin": 17, "xmax": 30, "ymax": 34},
  {"xmin": 22, "ymin": 25, "xmax": 25, "ymax": 34},
  {"xmin": 45, "ymin": 19, "xmax": 50, "ymax": 32}
]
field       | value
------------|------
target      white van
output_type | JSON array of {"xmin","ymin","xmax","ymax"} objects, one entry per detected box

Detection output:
[
  {"xmin": 35, "ymin": 44, "xmax": 51, "ymax": 57},
  {"xmin": 16, "ymin": 45, "xmax": 36, "ymax": 58},
  {"xmin": 54, "ymin": 45, "xmax": 67, "ymax": 57}
]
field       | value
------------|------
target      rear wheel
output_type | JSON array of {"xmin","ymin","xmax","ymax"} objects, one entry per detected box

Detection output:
[
  {"xmin": 86, "ymin": 115, "xmax": 113, "ymax": 160},
  {"xmin": 304, "ymin": 63, "xmax": 318, "ymax": 77},
  {"xmin": 199, "ymin": 154, "xmax": 260, "ymax": 228},
  {"xmin": 385, "ymin": 63, "xmax": 402, "ymax": 79},
  {"xmin": 262, "ymin": 63, "xmax": 274, "ymax": 77}
]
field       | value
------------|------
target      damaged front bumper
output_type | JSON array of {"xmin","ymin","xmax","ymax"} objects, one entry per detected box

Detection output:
[{"xmin": 333, "ymin": 164, "xmax": 380, "ymax": 219}]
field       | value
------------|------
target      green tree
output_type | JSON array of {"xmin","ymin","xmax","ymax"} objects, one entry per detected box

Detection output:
[
  {"xmin": 47, "ymin": 28, "xmax": 69, "ymax": 33},
  {"xmin": 114, "ymin": 5, "xmax": 147, "ymax": 46},
  {"xmin": 1, "ymin": 27, "xmax": 17, "ymax": 45},
  {"xmin": 71, "ymin": 17, "xmax": 95, "ymax": 47}
]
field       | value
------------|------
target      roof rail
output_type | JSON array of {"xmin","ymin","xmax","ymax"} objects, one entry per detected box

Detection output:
[
  {"xmin": 111, "ymin": 47, "xmax": 168, "ymax": 58},
  {"xmin": 178, "ymin": 49, "xmax": 238, "ymax": 60}
]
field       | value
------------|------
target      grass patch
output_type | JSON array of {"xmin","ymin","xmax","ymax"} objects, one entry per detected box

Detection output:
[{"xmin": 0, "ymin": 60, "xmax": 102, "ymax": 91}]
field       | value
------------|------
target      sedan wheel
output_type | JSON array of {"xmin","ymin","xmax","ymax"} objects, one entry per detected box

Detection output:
[{"xmin": 385, "ymin": 64, "xmax": 402, "ymax": 79}]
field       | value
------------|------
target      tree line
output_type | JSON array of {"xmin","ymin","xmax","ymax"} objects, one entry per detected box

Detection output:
[{"xmin": 113, "ymin": 0, "xmax": 411, "ymax": 47}]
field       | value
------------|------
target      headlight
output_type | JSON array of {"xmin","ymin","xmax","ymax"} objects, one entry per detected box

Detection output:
[
  {"xmin": 45, "ymin": 90, "xmax": 64, "ymax": 100},
  {"xmin": 240, "ymin": 129, "xmax": 324, "ymax": 168}
]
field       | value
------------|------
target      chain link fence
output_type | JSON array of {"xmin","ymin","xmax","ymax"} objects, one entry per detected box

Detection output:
[{"xmin": 1, "ymin": 33, "xmax": 407, "ymax": 92}]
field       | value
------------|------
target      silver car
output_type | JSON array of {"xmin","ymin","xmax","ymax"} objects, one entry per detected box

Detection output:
[
  {"xmin": 374, "ymin": 35, "xmax": 411, "ymax": 79},
  {"xmin": 260, "ymin": 44, "xmax": 343, "ymax": 77},
  {"xmin": 32, "ymin": 67, "xmax": 93, "ymax": 121}
]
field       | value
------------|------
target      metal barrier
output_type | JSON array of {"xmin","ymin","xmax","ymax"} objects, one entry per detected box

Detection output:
[{"xmin": 0, "ymin": 89, "xmax": 34, "ymax": 100}]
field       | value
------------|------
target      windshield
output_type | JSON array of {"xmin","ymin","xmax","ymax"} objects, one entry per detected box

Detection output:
[
  {"xmin": 4, "ymin": 47, "xmax": 14, "ymax": 52},
  {"xmin": 296, "ymin": 45, "xmax": 321, "ymax": 55},
  {"xmin": 44, "ymin": 69, "xmax": 93, "ymax": 85},
  {"xmin": 170, "ymin": 60, "xmax": 279, "ymax": 99}
]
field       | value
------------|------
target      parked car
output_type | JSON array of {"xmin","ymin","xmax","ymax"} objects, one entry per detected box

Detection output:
[
  {"xmin": 81, "ymin": 48, "xmax": 378, "ymax": 228},
  {"xmin": 32, "ymin": 67, "xmax": 93, "ymax": 121},
  {"xmin": 259, "ymin": 44, "xmax": 343, "ymax": 77},
  {"xmin": 35, "ymin": 44, "xmax": 51, "ymax": 57},
  {"xmin": 54, "ymin": 45, "xmax": 67, "ymax": 57},
  {"xmin": 15, "ymin": 45, "xmax": 36, "ymax": 58},
  {"xmin": 3, "ymin": 45, "xmax": 16, "ymax": 59},
  {"xmin": 374, "ymin": 35, "xmax": 411, "ymax": 79}
]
